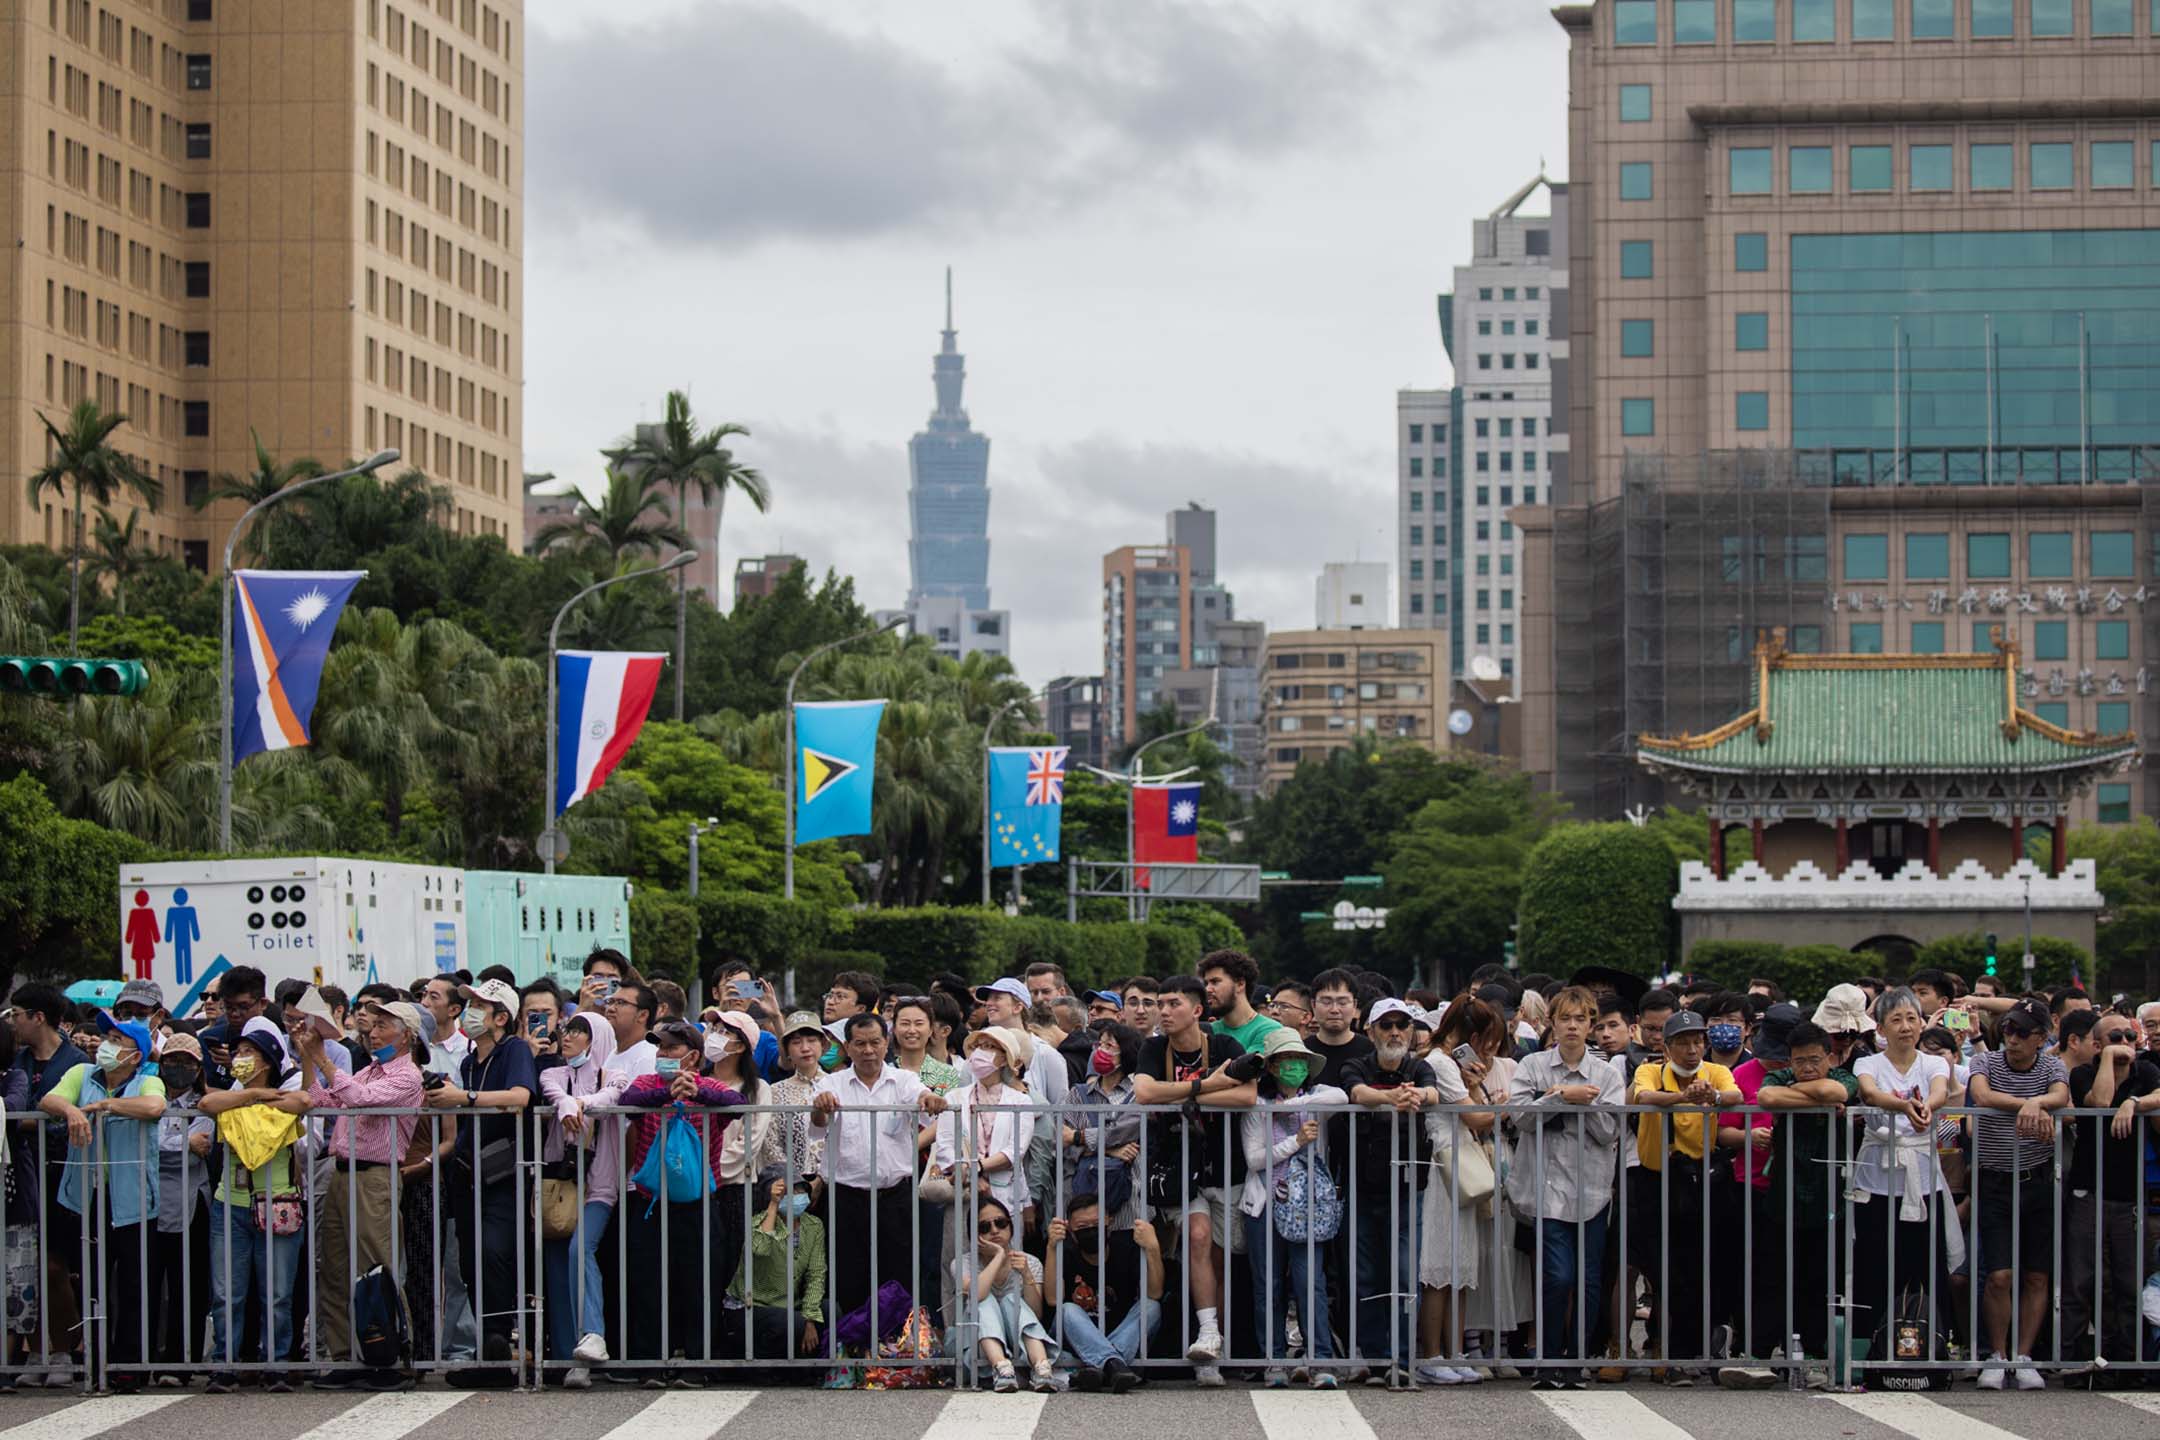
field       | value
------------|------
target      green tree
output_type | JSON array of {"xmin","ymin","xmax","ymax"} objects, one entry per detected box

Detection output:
[
  {"xmin": 25, "ymin": 401, "xmax": 162, "ymax": 651},
  {"xmin": 690, "ymin": 566, "xmax": 873, "ymax": 718},
  {"xmin": 1515, "ymin": 822, "xmax": 1680, "ymax": 978},
  {"xmin": 531, "ymin": 469, "xmax": 689, "ymax": 566},
  {"xmin": 195, "ymin": 428, "xmax": 323, "ymax": 562},
  {"xmin": 1380, "ymin": 768, "xmax": 1559, "ymax": 989},
  {"xmin": 2067, "ymin": 817, "xmax": 2160, "ymax": 994},
  {"xmin": 82, "ymin": 508, "xmax": 155, "ymax": 617},
  {"xmin": 0, "ymin": 773, "xmax": 155, "ymax": 989}
]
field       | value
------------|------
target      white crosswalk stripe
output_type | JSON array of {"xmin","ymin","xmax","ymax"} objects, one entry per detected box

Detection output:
[
  {"xmin": 1822, "ymin": 1392, "xmax": 2030, "ymax": 1440},
  {"xmin": 1252, "ymin": 1391, "xmax": 1380, "ymax": 1440},
  {"xmin": 289, "ymin": 1392, "xmax": 469, "ymax": 1440},
  {"xmin": 593, "ymin": 1390, "xmax": 760, "ymax": 1440},
  {"xmin": 1536, "ymin": 1390, "xmax": 1697, "ymax": 1440},
  {"xmin": 918, "ymin": 1390, "xmax": 1047, "ymax": 1440},
  {"xmin": 0, "ymin": 1395, "xmax": 188, "ymax": 1440}
]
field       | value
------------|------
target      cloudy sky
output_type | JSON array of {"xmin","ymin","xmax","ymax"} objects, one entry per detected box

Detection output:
[{"xmin": 523, "ymin": 0, "xmax": 1570, "ymax": 688}]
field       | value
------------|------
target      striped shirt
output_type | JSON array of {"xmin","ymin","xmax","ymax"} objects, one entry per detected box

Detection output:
[{"xmin": 1970, "ymin": 1049, "xmax": 2067, "ymax": 1172}]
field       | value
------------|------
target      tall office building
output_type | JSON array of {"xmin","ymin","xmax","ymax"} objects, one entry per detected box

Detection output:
[
  {"xmin": 1101, "ymin": 542, "xmax": 1190, "ymax": 753},
  {"xmin": 1046, "ymin": 673, "xmax": 1105, "ymax": 772},
  {"xmin": 2, "ymin": 0, "xmax": 525, "ymax": 568},
  {"xmin": 1258, "ymin": 626, "xmax": 1448, "ymax": 794},
  {"xmin": 1518, "ymin": 0, "xmax": 2160, "ymax": 825},
  {"xmin": 1396, "ymin": 387, "xmax": 1454, "ymax": 632}
]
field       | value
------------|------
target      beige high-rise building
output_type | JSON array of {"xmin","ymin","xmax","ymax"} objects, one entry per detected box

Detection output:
[
  {"xmin": 1258, "ymin": 627, "xmax": 1447, "ymax": 794},
  {"xmin": 0, "ymin": 0, "xmax": 524, "ymax": 572}
]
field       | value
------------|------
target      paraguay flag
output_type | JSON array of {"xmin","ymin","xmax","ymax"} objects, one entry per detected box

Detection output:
[
  {"xmin": 231, "ymin": 570, "xmax": 365, "ymax": 763},
  {"xmin": 554, "ymin": 650, "xmax": 666, "ymax": 817}
]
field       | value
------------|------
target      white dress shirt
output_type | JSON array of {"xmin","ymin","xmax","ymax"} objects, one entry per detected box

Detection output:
[{"xmin": 812, "ymin": 1063, "xmax": 928, "ymax": 1191}]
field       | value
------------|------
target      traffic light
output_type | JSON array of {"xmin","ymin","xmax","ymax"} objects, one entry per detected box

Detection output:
[
  {"xmin": 0, "ymin": 656, "xmax": 148, "ymax": 698},
  {"xmin": 1983, "ymin": 931, "xmax": 1998, "ymax": 978}
]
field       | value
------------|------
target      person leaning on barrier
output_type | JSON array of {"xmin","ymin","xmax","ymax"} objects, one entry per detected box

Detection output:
[
  {"xmin": 39, "ymin": 1012, "xmax": 167, "ymax": 1392},
  {"xmin": 1241, "ymin": 1026, "xmax": 1348, "ymax": 1390},
  {"xmin": 197, "ymin": 1019, "xmax": 310, "ymax": 1393},
  {"xmin": 1342, "ymin": 996, "xmax": 1436, "ymax": 1383},
  {"xmin": 927, "ymin": 1026, "xmax": 1036, "ymax": 1322},
  {"xmin": 1062, "ymin": 1022, "xmax": 1144, "ymax": 1232},
  {"xmin": 705, "ymin": 1011, "xmax": 783, "ymax": 1297},
  {"xmin": 8, "ymin": 982, "xmax": 87, "ymax": 1384},
  {"xmin": 1049, "ymin": 1193, "xmax": 1164, "ymax": 1394},
  {"xmin": 1626, "ymin": 1007, "xmax": 1741, "ymax": 1380},
  {"xmin": 2061, "ymin": 1009, "xmax": 2160, "ymax": 1380},
  {"xmin": 1848, "ymin": 986, "xmax": 1953, "ymax": 1376},
  {"xmin": 291, "ymin": 998, "xmax": 428, "ymax": 1389},
  {"xmin": 1968, "ymin": 996, "xmax": 2071, "ymax": 1391},
  {"xmin": 538, "ymin": 1010, "xmax": 625, "ymax": 1388},
  {"xmin": 1751, "ymin": 1019, "xmax": 1859, "ymax": 1367},
  {"xmin": 142, "ymin": 1030, "xmax": 209, "ymax": 1384}
]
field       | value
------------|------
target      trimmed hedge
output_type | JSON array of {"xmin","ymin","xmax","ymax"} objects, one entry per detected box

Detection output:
[
  {"xmin": 1518, "ymin": 823, "xmax": 1677, "ymax": 979},
  {"xmin": 1913, "ymin": 931, "xmax": 2088, "ymax": 992},
  {"xmin": 1686, "ymin": 940, "xmax": 1885, "ymax": 1002}
]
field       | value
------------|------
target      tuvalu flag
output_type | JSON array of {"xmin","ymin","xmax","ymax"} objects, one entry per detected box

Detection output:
[
  {"xmin": 988, "ymin": 746, "xmax": 1067, "ymax": 866},
  {"xmin": 794, "ymin": 699, "xmax": 885, "ymax": 843},
  {"xmin": 231, "ymin": 570, "xmax": 365, "ymax": 763}
]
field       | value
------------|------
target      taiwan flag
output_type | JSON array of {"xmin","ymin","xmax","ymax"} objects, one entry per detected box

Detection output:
[{"xmin": 1133, "ymin": 782, "xmax": 1200, "ymax": 887}]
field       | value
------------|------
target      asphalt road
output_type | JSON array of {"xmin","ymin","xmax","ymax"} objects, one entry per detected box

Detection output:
[{"xmin": 4, "ymin": 1383, "xmax": 2160, "ymax": 1440}]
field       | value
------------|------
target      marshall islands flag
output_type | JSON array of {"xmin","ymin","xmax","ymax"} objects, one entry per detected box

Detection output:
[{"xmin": 231, "ymin": 570, "xmax": 365, "ymax": 763}]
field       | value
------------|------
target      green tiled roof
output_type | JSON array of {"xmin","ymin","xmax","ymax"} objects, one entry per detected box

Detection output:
[{"xmin": 1638, "ymin": 651, "xmax": 2137, "ymax": 775}]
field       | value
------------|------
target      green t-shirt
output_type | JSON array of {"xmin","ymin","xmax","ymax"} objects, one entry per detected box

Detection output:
[
  {"xmin": 1212, "ymin": 1011, "xmax": 1284, "ymax": 1056},
  {"xmin": 50, "ymin": 1063, "xmax": 166, "ymax": 1107}
]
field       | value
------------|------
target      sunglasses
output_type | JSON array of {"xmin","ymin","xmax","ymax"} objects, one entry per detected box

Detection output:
[{"xmin": 977, "ymin": 1217, "xmax": 1011, "ymax": 1236}]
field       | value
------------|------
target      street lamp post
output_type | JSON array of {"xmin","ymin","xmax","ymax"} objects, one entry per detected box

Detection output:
[
  {"xmin": 980, "ymin": 678, "xmax": 1076, "ymax": 907},
  {"xmin": 541, "ymin": 551, "xmax": 698, "ymax": 874},
  {"xmin": 783, "ymin": 614, "xmax": 909, "ymax": 900},
  {"xmin": 1125, "ymin": 719, "xmax": 1215, "ymax": 921},
  {"xmin": 688, "ymin": 814, "xmax": 715, "ymax": 1006},
  {"xmin": 218, "ymin": 448, "xmax": 401, "ymax": 852}
]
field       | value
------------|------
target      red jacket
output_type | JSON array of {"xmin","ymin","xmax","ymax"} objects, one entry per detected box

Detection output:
[{"xmin": 619, "ymin": 1074, "xmax": 743, "ymax": 1197}]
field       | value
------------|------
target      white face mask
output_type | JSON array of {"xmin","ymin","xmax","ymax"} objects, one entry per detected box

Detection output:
[
  {"xmin": 459, "ymin": 1006, "xmax": 490, "ymax": 1039},
  {"xmin": 1667, "ymin": 1059, "xmax": 1701, "ymax": 1079}
]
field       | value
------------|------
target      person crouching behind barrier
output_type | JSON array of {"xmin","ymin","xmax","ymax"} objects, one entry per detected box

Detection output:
[{"xmin": 961, "ymin": 1195, "xmax": 1059, "ymax": 1393}]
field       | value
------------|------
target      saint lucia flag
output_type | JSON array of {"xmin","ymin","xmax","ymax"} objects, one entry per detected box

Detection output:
[
  {"xmin": 988, "ymin": 746, "xmax": 1067, "ymax": 865},
  {"xmin": 554, "ymin": 650, "xmax": 666, "ymax": 817},
  {"xmin": 794, "ymin": 699, "xmax": 884, "ymax": 844},
  {"xmin": 231, "ymin": 570, "xmax": 365, "ymax": 763}
]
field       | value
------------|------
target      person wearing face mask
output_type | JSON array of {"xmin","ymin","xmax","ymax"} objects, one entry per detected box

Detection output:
[
  {"xmin": 927, "ymin": 1028, "xmax": 1038, "ymax": 1322},
  {"xmin": 38, "ymin": 1013, "xmax": 168, "ymax": 1391},
  {"xmin": 724, "ymin": 1168, "xmax": 828, "ymax": 1360},
  {"xmin": 422, "ymin": 980, "xmax": 536, "ymax": 1375},
  {"xmin": 1062, "ymin": 1022, "xmax": 1144, "ymax": 1234},
  {"xmin": 1238, "ymin": 1027, "xmax": 1349, "ymax": 1388},
  {"xmin": 1626, "ymin": 1008, "xmax": 1741, "ymax": 1381},
  {"xmin": 195, "ymin": 1020, "xmax": 310, "ymax": 1393},
  {"xmin": 291, "ymin": 1000, "xmax": 427, "ymax": 1386},
  {"xmin": 536, "ymin": 1011, "xmax": 624, "ymax": 1387},
  {"xmin": 143, "ymin": 1031, "xmax": 210, "ymax": 1384}
]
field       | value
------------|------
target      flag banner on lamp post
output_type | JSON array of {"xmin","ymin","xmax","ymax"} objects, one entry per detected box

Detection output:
[
  {"xmin": 231, "ymin": 569, "xmax": 365, "ymax": 763},
  {"xmin": 795, "ymin": 699, "xmax": 885, "ymax": 843},
  {"xmin": 989, "ymin": 745, "xmax": 1068, "ymax": 865},
  {"xmin": 554, "ymin": 649, "xmax": 666, "ymax": 817},
  {"xmin": 1132, "ymin": 780, "xmax": 1201, "ymax": 889}
]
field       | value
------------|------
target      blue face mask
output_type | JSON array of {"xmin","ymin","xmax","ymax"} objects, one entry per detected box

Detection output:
[
  {"xmin": 565, "ymin": 1052, "xmax": 591, "ymax": 1070},
  {"xmin": 1707, "ymin": 1024, "xmax": 1745, "ymax": 1054},
  {"xmin": 781, "ymin": 1192, "xmax": 811, "ymax": 1221},
  {"xmin": 820, "ymin": 1044, "xmax": 840, "ymax": 1071},
  {"xmin": 655, "ymin": 1057, "xmax": 682, "ymax": 1078},
  {"xmin": 370, "ymin": 1043, "xmax": 399, "ymax": 1065}
]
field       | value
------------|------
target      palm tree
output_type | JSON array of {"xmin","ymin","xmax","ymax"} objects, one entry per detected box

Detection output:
[
  {"xmin": 195, "ymin": 428, "xmax": 323, "ymax": 562},
  {"xmin": 530, "ymin": 469, "xmax": 689, "ymax": 565},
  {"xmin": 608, "ymin": 391, "xmax": 768, "ymax": 721},
  {"xmin": 26, "ymin": 400, "xmax": 162, "ymax": 652},
  {"xmin": 82, "ymin": 508, "xmax": 154, "ymax": 618}
]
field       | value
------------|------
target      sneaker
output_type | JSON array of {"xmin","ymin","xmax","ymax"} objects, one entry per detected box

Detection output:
[
  {"xmin": 1289, "ymin": 1366, "xmax": 1311, "ymax": 1385},
  {"xmin": 563, "ymin": 1366, "xmax": 591, "ymax": 1390},
  {"xmin": 204, "ymin": 1374, "xmax": 237, "ymax": 1395},
  {"xmin": 1265, "ymin": 1369, "xmax": 1291, "ymax": 1389},
  {"xmin": 264, "ymin": 1377, "xmax": 293, "ymax": 1394},
  {"xmin": 1105, "ymin": 1359, "xmax": 1140, "ymax": 1395},
  {"xmin": 1414, "ymin": 1361, "xmax": 1462, "ymax": 1386},
  {"xmin": 992, "ymin": 1364, "xmax": 1019, "ymax": 1394},
  {"xmin": 1312, "ymin": 1372, "xmax": 1339, "ymax": 1389},
  {"xmin": 153, "ymin": 1374, "xmax": 182, "ymax": 1389},
  {"xmin": 1450, "ymin": 1366, "xmax": 1483, "ymax": 1385},
  {"xmin": 1532, "ymin": 1377, "xmax": 1559, "ymax": 1391},
  {"xmin": 573, "ymin": 1331, "xmax": 609, "ymax": 1364},
  {"xmin": 1665, "ymin": 1369, "xmax": 1694, "ymax": 1388},
  {"xmin": 1977, "ymin": 1359, "xmax": 2007, "ymax": 1391},
  {"xmin": 1193, "ymin": 1363, "xmax": 1226, "ymax": 1389},
  {"xmin": 2013, "ymin": 1357, "xmax": 2045, "ymax": 1391},
  {"xmin": 1072, "ymin": 1365, "xmax": 1106, "ymax": 1393},
  {"xmin": 1717, "ymin": 1366, "xmax": 1778, "ymax": 1390},
  {"xmin": 1186, "ymin": 1322, "xmax": 1223, "ymax": 1364},
  {"xmin": 1029, "ymin": 1362, "xmax": 1059, "ymax": 1394}
]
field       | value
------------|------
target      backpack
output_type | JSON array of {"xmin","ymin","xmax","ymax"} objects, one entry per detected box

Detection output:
[
  {"xmin": 1273, "ymin": 1139, "xmax": 1343, "ymax": 1244},
  {"xmin": 353, "ymin": 1264, "xmax": 406, "ymax": 1369},
  {"xmin": 1871, "ymin": 1284, "xmax": 1952, "ymax": 1391},
  {"xmin": 630, "ymin": 1104, "xmax": 712, "ymax": 1216},
  {"xmin": 1072, "ymin": 1153, "xmax": 1132, "ymax": 1218}
]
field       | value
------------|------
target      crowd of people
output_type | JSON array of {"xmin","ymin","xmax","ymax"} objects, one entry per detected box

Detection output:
[{"xmin": 8, "ymin": 948, "xmax": 2160, "ymax": 1396}]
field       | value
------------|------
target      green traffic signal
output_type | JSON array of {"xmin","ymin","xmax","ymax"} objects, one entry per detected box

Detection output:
[
  {"xmin": 1983, "ymin": 930, "xmax": 1999, "ymax": 977},
  {"xmin": 0, "ymin": 656, "xmax": 148, "ymax": 698}
]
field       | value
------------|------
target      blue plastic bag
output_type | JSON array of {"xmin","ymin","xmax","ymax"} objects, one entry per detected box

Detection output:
[{"xmin": 630, "ymin": 1103, "xmax": 711, "ymax": 1216}]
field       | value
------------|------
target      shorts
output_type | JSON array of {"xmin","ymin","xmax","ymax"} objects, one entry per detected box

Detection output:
[
  {"xmin": 1156, "ymin": 1185, "xmax": 1243, "ymax": 1256},
  {"xmin": 1977, "ymin": 1165, "xmax": 2056, "ymax": 1277}
]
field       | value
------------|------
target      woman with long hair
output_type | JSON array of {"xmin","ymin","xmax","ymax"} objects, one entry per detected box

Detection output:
[
  {"xmin": 958, "ymin": 1195, "xmax": 1059, "ymax": 1393},
  {"xmin": 1417, "ymin": 994, "xmax": 1506, "ymax": 1386}
]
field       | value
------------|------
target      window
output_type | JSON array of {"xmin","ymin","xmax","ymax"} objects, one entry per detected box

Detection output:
[
  {"xmin": 1675, "ymin": 0, "xmax": 1718, "ymax": 40},
  {"xmin": 1911, "ymin": 621, "xmax": 1945, "ymax": 654},
  {"xmin": 1734, "ymin": 233, "xmax": 1767, "ymax": 271},
  {"xmin": 184, "ymin": 193, "xmax": 211, "ymax": 229},
  {"xmin": 1736, "ymin": 392, "xmax": 1770, "ymax": 430},
  {"xmin": 1478, "ymin": 320, "xmax": 1492, "ymax": 336},
  {"xmin": 2099, "ymin": 784, "xmax": 2133, "ymax": 824},
  {"xmin": 182, "ymin": 401, "xmax": 209, "ymax": 438},
  {"xmin": 2029, "ymin": 531, "xmax": 2073, "ymax": 578},
  {"xmin": 182, "ymin": 471, "xmax": 209, "ymax": 508},
  {"xmin": 1526, "ymin": 321, "xmax": 1540, "ymax": 336},
  {"xmin": 187, "ymin": 0, "xmax": 212, "ymax": 17},
  {"xmin": 1968, "ymin": 533, "xmax": 2011, "ymax": 578},
  {"xmin": 1844, "ymin": 534, "xmax": 1890, "ymax": 580},
  {"xmin": 1791, "ymin": 147, "xmax": 1832, "ymax": 194},
  {"xmin": 1621, "ymin": 398, "xmax": 1655, "ymax": 436},
  {"xmin": 1971, "ymin": 0, "xmax": 2013, "ymax": 34},
  {"xmin": 183, "ymin": 261, "xmax": 210, "ymax": 298},
  {"xmin": 185, "ymin": 54, "xmax": 212, "ymax": 89},
  {"xmin": 1478, "ymin": 287, "xmax": 1493, "ymax": 301},
  {"xmin": 1526, "ymin": 287, "xmax": 1540, "ymax": 300},
  {"xmin": 1476, "ymin": 418, "xmax": 1491, "ymax": 438},
  {"xmin": 1970, "ymin": 144, "xmax": 2013, "ymax": 192},
  {"xmin": 2092, "ymin": 531, "xmax": 2135, "ymax": 577},
  {"xmin": 185, "ymin": 123, "xmax": 212, "ymax": 159},
  {"xmin": 1409, "ymin": 491, "xmax": 1422, "ymax": 513},
  {"xmin": 1621, "ymin": 319, "xmax": 1655, "ymax": 357},
  {"xmin": 183, "ymin": 331, "xmax": 210, "ymax": 368},
  {"xmin": 1791, "ymin": 625, "xmax": 1824, "ymax": 654},
  {"xmin": 2092, "ymin": 0, "xmax": 2133, "ymax": 36},
  {"xmin": 2036, "ymin": 702, "xmax": 2071, "ymax": 728},
  {"xmin": 2098, "ymin": 620, "xmax": 2131, "ymax": 660},
  {"xmin": 1905, "ymin": 533, "xmax": 1950, "ymax": 579},
  {"xmin": 1795, "ymin": 0, "xmax": 1837, "ymax": 38},
  {"xmin": 2093, "ymin": 141, "xmax": 2133, "ymax": 189},
  {"xmin": 1503, "ymin": 288, "xmax": 1517, "ymax": 301},
  {"xmin": 1973, "ymin": 621, "xmax": 2003, "ymax": 652},
  {"xmin": 1853, "ymin": 0, "xmax": 1894, "ymax": 36},
  {"xmin": 2030, "ymin": 0, "xmax": 2073, "ymax": 34},
  {"xmin": 1477, "ymin": 354, "xmax": 1491, "ymax": 370},
  {"xmin": 1614, "ymin": 0, "xmax": 1657, "ymax": 42},
  {"xmin": 1736, "ymin": 312, "xmax": 1768, "ymax": 350},
  {"xmin": 1911, "ymin": 0, "xmax": 1954, "ymax": 36},
  {"xmin": 1500, "ymin": 321, "xmax": 1515, "ymax": 336},
  {"xmin": 1851, "ymin": 622, "xmax": 1884, "ymax": 654},
  {"xmin": 2099, "ymin": 701, "xmax": 2131, "ymax": 734},
  {"xmin": 1619, "ymin": 84, "xmax": 1652, "ymax": 122},
  {"xmin": 1621, "ymin": 240, "xmax": 1654, "ymax": 278},
  {"xmin": 1910, "ymin": 144, "xmax": 1953, "ymax": 192},
  {"xmin": 2034, "ymin": 621, "xmax": 2069, "ymax": 661},
  {"xmin": 1409, "ymin": 458, "xmax": 1423, "ymax": 479},
  {"xmin": 1734, "ymin": 0, "xmax": 1776, "ymax": 40},
  {"xmin": 1850, "ymin": 145, "xmax": 1893, "ymax": 193},
  {"xmin": 1730, "ymin": 148, "xmax": 1772, "ymax": 195},
  {"xmin": 1620, "ymin": 162, "xmax": 1653, "ymax": 201},
  {"xmin": 1408, "ymin": 423, "xmax": 1422, "ymax": 443},
  {"xmin": 1501, "ymin": 589, "xmax": 1514, "ymax": 610},
  {"xmin": 2030, "ymin": 143, "xmax": 2073, "ymax": 191}
]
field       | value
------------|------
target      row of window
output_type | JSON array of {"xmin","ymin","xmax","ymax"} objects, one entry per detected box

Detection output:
[
  {"xmin": 1615, "ymin": 0, "xmax": 2150, "ymax": 46},
  {"xmin": 1404, "ymin": 423, "xmax": 1450, "ymax": 445},
  {"xmin": 1620, "ymin": 315, "xmax": 1771, "ymax": 357},
  {"xmin": 1727, "ymin": 139, "xmax": 2160, "ymax": 196},
  {"xmin": 1474, "ymin": 352, "xmax": 1543, "ymax": 372},
  {"xmin": 363, "ymin": 406, "xmax": 515, "ymax": 500},
  {"xmin": 1843, "ymin": 529, "xmax": 2140, "ymax": 580},
  {"xmin": 1477, "ymin": 318, "xmax": 1542, "ymax": 337},
  {"xmin": 1475, "ymin": 285, "xmax": 1544, "ymax": 302},
  {"xmin": 1841, "ymin": 617, "xmax": 2135, "ymax": 659}
]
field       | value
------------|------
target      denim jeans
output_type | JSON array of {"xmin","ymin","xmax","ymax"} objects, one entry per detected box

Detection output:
[
  {"xmin": 1354, "ymin": 1182, "xmax": 1420, "ymax": 1365},
  {"xmin": 1244, "ymin": 1214, "xmax": 1334, "ymax": 1363},
  {"xmin": 543, "ymin": 1199, "xmax": 614, "ymax": 1359},
  {"xmin": 1533, "ymin": 1206, "xmax": 1607, "ymax": 1365},
  {"xmin": 1058, "ymin": 1298, "xmax": 1162, "ymax": 1368},
  {"xmin": 206, "ymin": 1200, "xmax": 303, "ymax": 1366}
]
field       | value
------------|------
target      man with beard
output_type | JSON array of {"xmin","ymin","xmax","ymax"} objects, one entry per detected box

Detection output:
[
  {"xmin": 1343, "ymin": 998, "xmax": 1437, "ymax": 1382},
  {"xmin": 1200, "ymin": 951, "xmax": 1282, "ymax": 1055}
]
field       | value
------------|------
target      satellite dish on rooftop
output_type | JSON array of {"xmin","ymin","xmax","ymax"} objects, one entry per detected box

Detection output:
[
  {"xmin": 1447, "ymin": 709, "xmax": 1475, "ymax": 737},
  {"xmin": 1469, "ymin": 655, "xmax": 1502, "ymax": 682}
]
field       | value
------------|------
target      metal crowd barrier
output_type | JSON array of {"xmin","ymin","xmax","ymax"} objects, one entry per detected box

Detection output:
[{"xmin": 19, "ymin": 1095, "xmax": 2160, "ymax": 1391}]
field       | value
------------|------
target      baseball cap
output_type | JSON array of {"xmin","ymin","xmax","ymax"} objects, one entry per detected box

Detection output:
[
  {"xmin": 2001, "ymin": 998, "xmax": 2051, "ymax": 1036},
  {"xmin": 116, "ymin": 978, "xmax": 164, "ymax": 1012},
  {"xmin": 780, "ymin": 1009, "xmax": 826, "ymax": 1043},
  {"xmin": 93, "ymin": 1011, "xmax": 154, "ymax": 1061},
  {"xmin": 1367, "ymin": 997, "xmax": 1418, "ymax": 1028},
  {"xmin": 974, "ymin": 977, "xmax": 1030, "ymax": 1005},
  {"xmin": 1087, "ymin": 990, "xmax": 1124, "ymax": 1009},
  {"xmin": 458, "ymin": 979, "xmax": 519, "ymax": 1016},
  {"xmin": 1661, "ymin": 1009, "xmax": 1708, "ymax": 1041}
]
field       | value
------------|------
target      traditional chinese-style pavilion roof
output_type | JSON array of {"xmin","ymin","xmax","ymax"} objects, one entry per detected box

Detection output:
[{"xmin": 1636, "ymin": 635, "xmax": 2138, "ymax": 776}]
